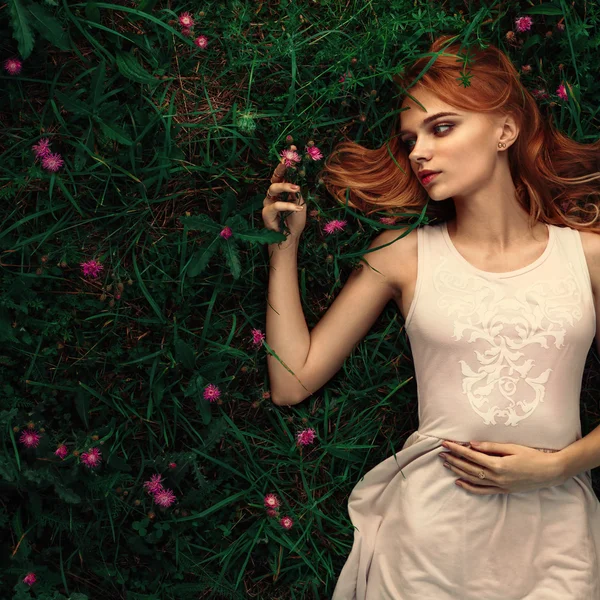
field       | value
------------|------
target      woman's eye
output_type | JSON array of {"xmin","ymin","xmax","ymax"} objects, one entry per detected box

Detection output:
[{"xmin": 402, "ymin": 123, "xmax": 453, "ymax": 151}]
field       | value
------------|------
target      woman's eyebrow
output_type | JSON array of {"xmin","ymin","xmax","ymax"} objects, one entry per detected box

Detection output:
[{"xmin": 399, "ymin": 111, "xmax": 461, "ymax": 136}]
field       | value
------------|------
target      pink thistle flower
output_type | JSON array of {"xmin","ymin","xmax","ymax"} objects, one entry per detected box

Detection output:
[
  {"xmin": 32, "ymin": 138, "xmax": 52, "ymax": 158},
  {"xmin": 378, "ymin": 216, "xmax": 397, "ymax": 225},
  {"xmin": 181, "ymin": 27, "xmax": 193, "ymax": 37},
  {"xmin": 264, "ymin": 493, "xmax": 281, "ymax": 509},
  {"xmin": 41, "ymin": 152, "xmax": 64, "ymax": 172},
  {"xmin": 323, "ymin": 219, "xmax": 348, "ymax": 235},
  {"xmin": 178, "ymin": 12, "xmax": 194, "ymax": 28},
  {"xmin": 80, "ymin": 447, "xmax": 102, "ymax": 468},
  {"xmin": 19, "ymin": 430, "xmax": 41, "ymax": 449},
  {"xmin": 296, "ymin": 427, "xmax": 316, "ymax": 446},
  {"xmin": 194, "ymin": 35, "xmax": 208, "ymax": 49},
  {"xmin": 305, "ymin": 145, "xmax": 323, "ymax": 161},
  {"xmin": 4, "ymin": 58, "xmax": 22, "ymax": 75},
  {"xmin": 220, "ymin": 226, "xmax": 233, "ymax": 240},
  {"xmin": 23, "ymin": 572, "xmax": 36, "ymax": 586},
  {"xmin": 266, "ymin": 508, "xmax": 277, "ymax": 517},
  {"xmin": 203, "ymin": 383, "xmax": 221, "ymax": 402},
  {"xmin": 279, "ymin": 149, "xmax": 302, "ymax": 168},
  {"xmin": 531, "ymin": 88, "xmax": 549, "ymax": 100},
  {"xmin": 280, "ymin": 516, "xmax": 293, "ymax": 530},
  {"xmin": 153, "ymin": 488, "xmax": 176, "ymax": 507},
  {"xmin": 168, "ymin": 462, "xmax": 177, "ymax": 470},
  {"xmin": 515, "ymin": 16, "xmax": 533, "ymax": 33},
  {"xmin": 557, "ymin": 83, "xmax": 568, "ymax": 101},
  {"xmin": 251, "ymin": 328, "xmax": 265, "ymax": 347},
  {"xmin": 143, "ymin": 474, "xmax": 164, "ymax": 495},
  {"xmin": 80, "ymin": 259, "xmax": 104, "ymax": 279},
  {"xmin": 54, "ymin": 444, "xmax": 68, "ymax": 459}
]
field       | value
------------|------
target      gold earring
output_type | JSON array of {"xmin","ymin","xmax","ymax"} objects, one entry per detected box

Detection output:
[{"xmin": 498, "ymin": 142, "xmax": 506, "ymax": 148}]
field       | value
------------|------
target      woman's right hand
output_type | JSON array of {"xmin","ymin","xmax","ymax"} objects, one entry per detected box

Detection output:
[{"xmin": 262, "ymin": 145, "xmax": 307, "ymax": 240}]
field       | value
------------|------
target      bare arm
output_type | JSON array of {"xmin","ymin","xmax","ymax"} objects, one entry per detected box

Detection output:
[{"xmin": 267, "ymin": 227, "xmax": 410, "ymax": 406}]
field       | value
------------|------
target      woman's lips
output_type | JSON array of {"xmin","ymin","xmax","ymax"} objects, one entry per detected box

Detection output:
[{"xmin": 421, "ymin": 172, "xmax": 440, "ymax": 186}]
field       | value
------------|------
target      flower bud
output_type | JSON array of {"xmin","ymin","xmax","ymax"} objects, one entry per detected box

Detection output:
[
  {"xmin": 307, "ymin": 140, "xmax": 314, "ymax": 147},
  {"xmin": 36, "ymin": 268, "xmax": 42, "ymax": 275},
  {"xmin": 285, "ymin": 135, "xmax": 294, "ymax": 144},
  {"xmin": 13, "ymin": 426, "xmax": 19, "ymax": 432},
  {"xmin": 60, "ymin": 261, "xmax": 67, "ymax": 268},
  {"xmin": 127, "ymin": 279, "xmax": 133, "ymax": 286},
  {"xmin": 350, "ymin": 58, "xmax": 357, "ymax": 65},
  {"xmin": 41, "ymin": 256, "xmax": 48, "ymax": 263},
  {"xmin": 109, "ymin": 299, "xmax": 115, "ymax": 308},
  {"xmin": 92, "ymin": 435, "xmax": 99, "ymax": 441}
]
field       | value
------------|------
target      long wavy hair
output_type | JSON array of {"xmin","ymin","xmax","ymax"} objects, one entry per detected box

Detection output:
[{"xmin": 317, "ymin": 35, "xmax": 600, "ymax": 233}]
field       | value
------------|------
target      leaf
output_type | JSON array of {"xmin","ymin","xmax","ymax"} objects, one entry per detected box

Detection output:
[
  {"xmin": 196, "ymin": 398, "xmax": 212, "ymax": 426},
  {"xmin": 96, "ymin": 118, "xmax": 133, "ymax": 146},
  {"xmin": 524, "ymin": 4, "xmax": 563, "ymax": 15},
  {"xmin": 90, "ymin": 60, "xmax": 106, "ymax": 109},
  {"xmin": 85, "ymin": 0, "xmax": 101, "ymax": 23},
  {"xmin": 7, "ymin": 0, "xmax": 35, "ymax": 59},
  {"xmin": 54, "ymin": 482, "xmax": 82, "ymax": 504},
  {"xmin": 115, "ymin": 50, "xmax": 158, "ymax": 85},
  {"xmin": 137, "ymin": 0, "xmax": 159, "ymax": 14},
  {"xmin": 221, "ymin": 240, "xmax": 242, "ymax": 279},
  {"xmin": 27, "ymin": 2, "xmax": 70, "ymax": 51},
  {"xmin": 180, "ymin": 214, "xmax": 220, "ymax": 233},
  {"xmin": 75, "ymin": 391, "xmax": 90, "ymax": 428},
  {"xmin": 220, "ymin": 191, "xmax": 237, "ymax": 222},
  {"xmin": 174, "ymin": 339, "xmax": 196, "ymax": 370},
  {"xmin": 187, "ymin": 244, "xmax": 217, "ymax": 277},
  {"xmin": 55, "ymin": 90, "xmax": 96, "ymax": 118},
  {"xmin": 232, "ymin": 229, "xmax": 288, "ymax": 244}
]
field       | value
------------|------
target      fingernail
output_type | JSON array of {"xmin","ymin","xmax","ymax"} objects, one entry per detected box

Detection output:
[{"xmin": 292, "ymin": 186, "xmax": 300, "ymax": 190}]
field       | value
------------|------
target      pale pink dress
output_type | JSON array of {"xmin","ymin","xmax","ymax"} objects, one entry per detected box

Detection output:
[{"xmin": 332, "ymin": 222, "xmax": 600, "ymax": 599}]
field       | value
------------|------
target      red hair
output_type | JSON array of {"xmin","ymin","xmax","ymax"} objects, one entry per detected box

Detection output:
[{"xmin": 317, "ymin": 35, "xmax": 600, "ymax": 232}]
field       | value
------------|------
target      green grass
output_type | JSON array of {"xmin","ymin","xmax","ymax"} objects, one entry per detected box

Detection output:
[{"xmin": 1, "ymin": 0, "xmax": 599, "ymax": 598}]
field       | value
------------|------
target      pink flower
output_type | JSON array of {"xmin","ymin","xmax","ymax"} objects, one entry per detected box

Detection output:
[
  {"xmin": 279, "ymin": 149, "xmax": 302, "ymax": 168},
  {"xmin": 32, "ymin": 138, "xmax": 52, "ymax": 158},
  {"xmin": 54, "ymin": 444, "xmax": 68, "ymax": 459},
  {"xmin": 531, "ymin": 88, "xmax": 549, "ymax": 100},
  {"xmin": 220, "ymin": 226, "xmax": 233, "ymax": 239},
  {"xmin": 153, "ymin": 488, "xmax": 176, "ymax": 507},
  {"xmin": 143, "ymin": 474, "xmax": 164, "ymax": 495},
  {"xmin": 80, "ymin": 259, "xmax": 104, "ymax": 278},
  {"xmin": 178, "ymin": 11, "xmax": 194, "ymax": 28},
  {"xmin": 23, "ymin": 572, "xmax": 36, "ymax": 586},
  {"xmin": 181, "ymin": 27, "xmax": 193, "ymax": 37},
  {"xmin": 4, "ymin": 58, "xmax": 22, "ymax": 75},
  {"xmin": 515, "ymin": 16, "xmax": 533, "ymax": 32},
  {"xmin": 305, "ymin": 145, "xmax": 323, "ymax": 161},
  {"xmin": 168, "ymin": 462, "xmax": 177, "ymax": 470},
  {"xmin": 280, "ymin": 516, "xmax": 293, "ymax": 530},
  {"xmin": 19, "ymin": 430, "xmax": 41, "ymax": 449},
  {"xmin": 203, "ymin": 383, "xmax": 221, "ymax": 402},
  {"xmin": 41, "ymin": 152, "xmax": 64, "ymax": 172},
  {"xmin": 80, "ymin": 447, "xmax": 102, "ymax": 468},
  {"xmin": 194, "ymin": 35, "xmax": 208, "ymax": 49},
  {"xmin": 266, "ymin": 508, "xmax": 277, "ymax": 517},
  {"xmin": 557, "ymin": 83, "xmax": 568, "ymax": 101},
  {"xmin": 251, "ymin": 328, "xmax": 265, "ymax": 347},
  {"xmin": 296, "ymin": 428, "xmax": 316, "ymax": 446},
  {"xmin": 378, "ymin": 216, "xmax": 397, "ymax": 225},
  {"xmin": 323, "ymin": 219, "xmax": 348, "ymax": 235},
  {"xmin": 557, "ymin": 23, "xmax": 565, "ymax": 32},
  {"xmin": 264, "ymin": 493, "xmax": 281, "ymax": 509},
  {"xmin": 339, "ymin": 74, "xmax": 346, "ymax": 83}
]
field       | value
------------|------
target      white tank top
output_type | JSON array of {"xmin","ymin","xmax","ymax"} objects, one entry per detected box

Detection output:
[{"xmin": 404, "ymin": 221, "xmax": 596, "ymax": 450}]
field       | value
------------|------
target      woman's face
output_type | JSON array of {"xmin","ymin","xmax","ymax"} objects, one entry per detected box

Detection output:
[{"xmin": 399, "ymin": 88, "xmax": 504, "ymax": 202}]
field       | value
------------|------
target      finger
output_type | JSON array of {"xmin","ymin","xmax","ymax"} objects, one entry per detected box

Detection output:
[
  {"xmin": 455, "ymin": 481, "xmax": 507, "ymax": 495},
  {"xmin": 270, "ymin": 201, "xmax": 304, "ymax": 212},
  {"xmin": 266, "ymin": 182, "xmax": 300, "ymax": 199},
  {"xmin": 270, "ymin": 159, "xmax": 288, "ymax": 184}
]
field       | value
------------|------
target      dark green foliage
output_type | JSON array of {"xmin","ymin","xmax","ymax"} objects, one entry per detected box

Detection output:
[{"xmin": 1, "ymin": 0, "xmax": 600, "ymax": 598}]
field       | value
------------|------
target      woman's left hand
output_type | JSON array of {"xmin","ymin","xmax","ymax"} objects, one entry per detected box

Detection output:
[{"xmin": 440, "ymin": 441, "xmax": 566, "ymax": 495}]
